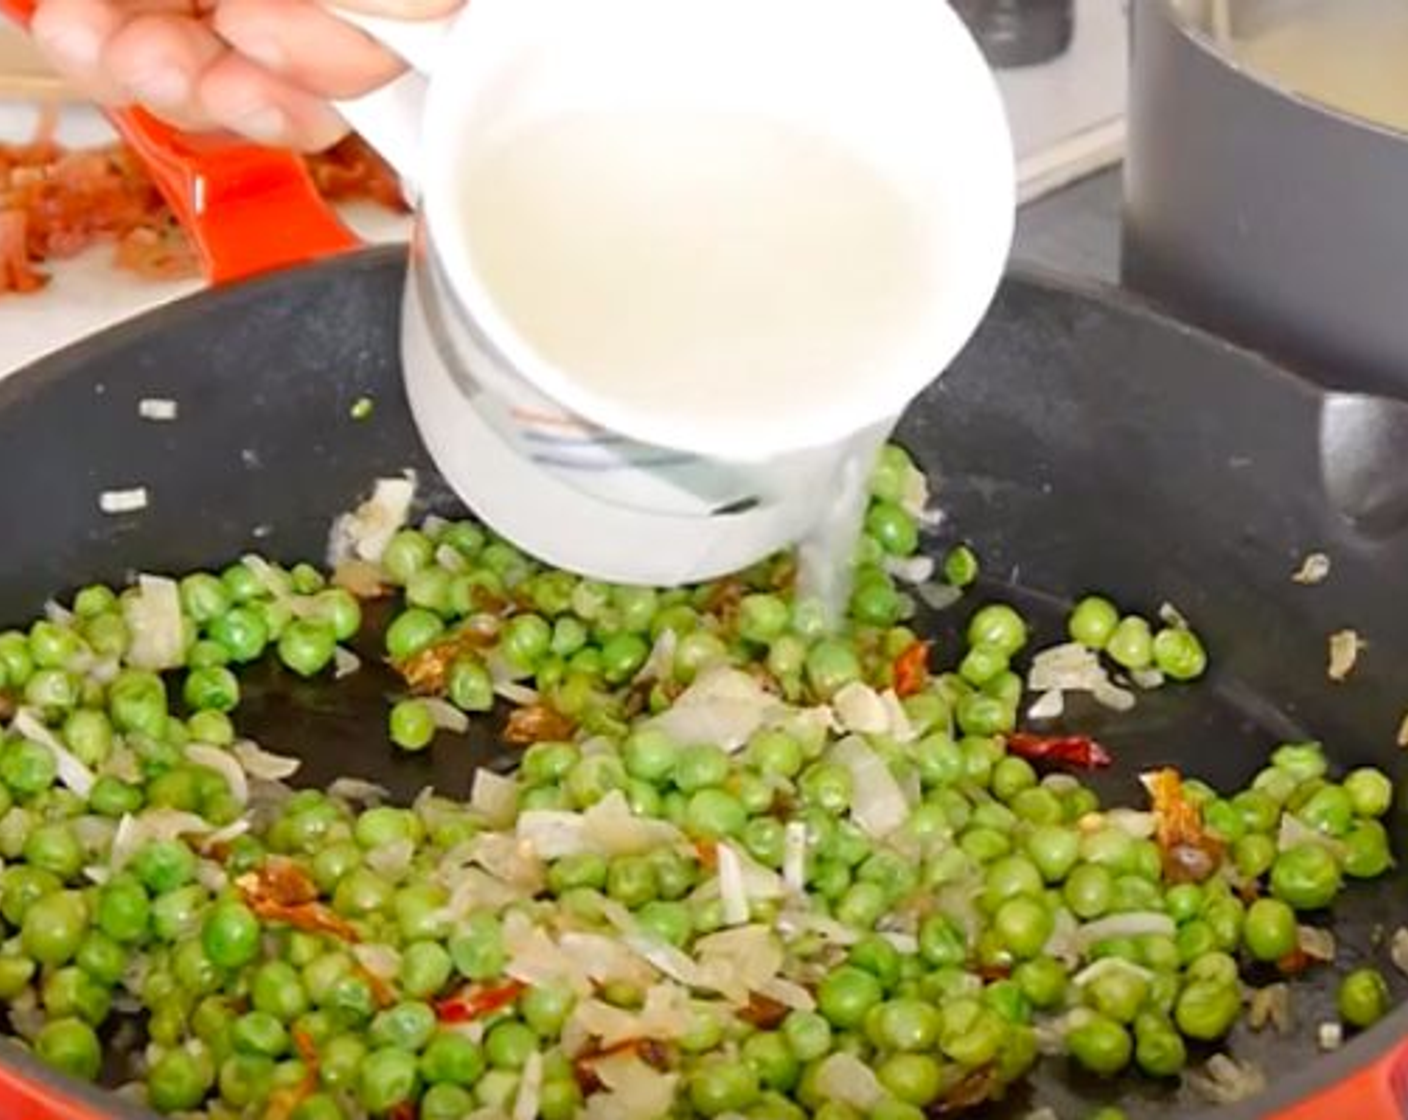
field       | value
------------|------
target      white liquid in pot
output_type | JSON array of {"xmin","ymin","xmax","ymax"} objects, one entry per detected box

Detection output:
[
  {"xmin": 1225, "ymin": 0, "xmax": 1408, "ymax": 132},
  {"xmin": 460, "ymin": 112, "xmax": 941, "ymax": 428}
]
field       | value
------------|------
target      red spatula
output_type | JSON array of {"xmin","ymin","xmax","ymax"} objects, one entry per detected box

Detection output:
[{"xmin": 0, "ymin": 0, "xmax": 361, "ymax": 283}]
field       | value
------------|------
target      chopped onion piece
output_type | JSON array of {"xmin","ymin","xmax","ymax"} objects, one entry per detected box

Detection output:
[
  {"xmin": 915, "ymin": 580, "xmax": 963, "ymax": 612},
  {"xmin": 1027, "ymin": 689, "xmax": 1064, "ymax": 721},
  {"xmin": 1392, "ymin": 927, "xmax": 1408, "ymax": 977},
  {"xmin": 1105, "ymin": 809, "xmax": 1157, "ymax": 839},
  {"xmin": 574, "ymin": 984, "xmax": 691, "ymax": 1047},
  {"xmin": 138, "ymin": 397, "xmax": 178, "ymax": 421},
  {"xmin": 512, "ymin": 1051, "xmax": 542, "ymax": 1120},
  {"xmin": 830, "ymin": 736, "xmax": 910, "ymax": 839},
  {"xmin": 1028, "ymin": 642, "xmax": 1104, "ymax": 691},
  {"xmin": 695, "ymin": 925, "xmax": 785, "ymax": 1002},
  {"xmin": 1158, "ymin": 602, "xmax": 1190, "ymax": 629},
  {"xmin": 883, "ymin": 554, "xmax": 935, "ymax": 585},
  {"xmin": 43, "ymin": 599, "xmax": 74, "ymax": 626},
  {"xmin": 621, "ymin": 933, "xmax": 703, "ymax": 988},
  {"xmin": 433, "ymin": 543, "xmax": 467, "ymax": 574},
  {"xmin": 632, "ymin": 629, "xmax": 677, "ymax": 685},
  {"xmin": 756, "ymin": 976, "xmax": 816, "ymax": 1012},
  {"xmin": 1248, "ymin": 983, "xmax": 1292, "ymax": 1034},
  {"xmin": 518, "ymin": 791, "xmax": 682, "ymax": 860},
  {"xmin": 493, "ymin": 681, "xmax": 540, "ymax": 706},
  {"xmin": 332, "ymin": 647, "xmax": 361, "ymax": 680},
  {"xmin": 583, "ymin": 1055, "xmax": 679, "ymax": 1120},
  {"xmin": 184, "ymin": 744, "xmax": 248, "ymax": 806},
  {"xmin": 1278, "ymin": 814, "xmax": 1346, "ymax": 859},
  {"xmin": 327, "ymin": 777, "xmax": 388, "ymax": 807},
  {"xmin": 123, "ymin": 575, "xmax": 184, "ymax": 671},
  {"xmin": 109, "ymin": 809, "xmax": 214, "ymax": 870},
  {"xmin": 327, "ymin": 474, "xmax": 416, "ymax": 566},
  {"xmin": 647, "ymin": 666, "xmax": 784, "ymax": 752},
  {"xmin": 1398, "ymin": 713, "xmax": 1408, "ymax": 749},
  {"xmin": 814, "ymin": 1053, "xmax": 884, "ymax": 1112},
  {"xmin": 1076, "ymin": 912, "xmax": 1175, "ymax": 949},
  {"xmin": 1073, "ymin": 957, "xmax": 1153, "ymax": 988},
  {"xmin": 13, "ymin": 709, "xmax": 95, "ymax": 798},
  {"xmin": 469, "ymin": 770, "xmax": 518, "ymax": 829},
  {"xmin": 364, "ymin": 839, "xmax": 415, "ymax": 881},
  {"xmin": 1131, "ymin": 667, "xmax": 1166, "ymax": 690},
  {"xmin": 464, "ymin": 833, "xmax": 543, "ymax": 891},
  {"xmin": 1318, "ymin": 1021, "xmax": 1344, "ymax": 1051},
  {"xmin": 1328, "ymin": 629, "xmax": 1363, "ymax": 682},
  {"xmin": 1092, "ymin": 678, "xmax": 1137, "ymax": 712},
  {"xmin": 231, "ymin": 740, "xmax": 301, "ymax": 781},
  {"xmin": 99, "ymin": 487, "xmax": 149, "ymax": 514},
  {"xmin": 782, "ymin": 821, "xmax": 808, "ymax": 896},
  {"xmin": 352, "ymin": 943, "xmax": 401, "ymax": 980},
  {"xmin": 832, "ymin": 682, "xmax": 890, "ymax": 736},
  {"xmin": 423, "ymin": 698, "xmax": 470, "ymax": 734},
  {"xmin": 716, "ymin": 843, "xmax": 750, "ymax": 926},
  {"xmin": 1188, "ymin": 1054, "xmax": 1267, "ymax": 1104},
  {"xmin": 559, "ymin": 932, "xmax": 655, "ymax": 989},
  {"xmin": 1292, "ymin": 553, "xmax": 1331, "ymax": 586},
  {"xmin": 1296, "ymin": 925, "xmax": 1337, "ymax": 963}
]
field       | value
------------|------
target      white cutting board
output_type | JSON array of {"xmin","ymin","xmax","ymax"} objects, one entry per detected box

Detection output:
[{"xmin": 0, "ymin": 96, "xmax": 412, "ymax": 379}]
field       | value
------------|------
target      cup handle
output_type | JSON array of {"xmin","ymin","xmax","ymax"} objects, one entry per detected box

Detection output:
[{"xmin": 328, "ymin": 7, "xmax": 459, "ymax": 193}]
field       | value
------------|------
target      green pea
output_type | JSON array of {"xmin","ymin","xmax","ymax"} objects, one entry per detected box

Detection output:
[
  {"xmin": 1271, "ymin": 843, "xmax": 1343, "ymax": 910},
  {"xmin": 1066, "ymin": 1012, "xmax": 1132, "ymax": 1076},
  {"xmin": 818, "ymin": 966, "xmax": 884, "ymax": 1029},
  {"xmin": 1300, "ymin": 785, "xmax": 1355, "ymax": 837},
  {"xmin": 1343, "ymin": 820, "xmax": 1394, "ymax": 879},
  {"xmin": 1106, "ymin": 616, "xmax": 1154, "ymax": 671},
  {"xmin": 689, "ymin": 1057, "xmax": 762, "ymax": 1116},
  {"xmin": 420, "ymin": 1032, "xmax": 486, "ymax": 1086},
  {"xmin": 686, "ymin": 789, "xmax": 748, "ymax": 839},
  {"xmin": 1344, "ymin": 768, "xmax": 1393, "ymax": 819},
  {"xmin": 209, "ymin": 607, "xmax": 269, "ymax": 664},
  {"xmin": 1068, "ymin": 596, "xmax": 1119, "ymax": 649},
  {"xmin": 1014, "ymin": 956, "xmax": 1068, "ymax": 1010},
  {"xmin": 148, "ymin": 1046, "xmax": 214, "ymax": 1114},
  {"xmin": 1134, "ymin": 1013, "xmax": 1187, "ymax": 1078},
  {"xmin": 1175, "ymin": 979, "xmax": 1241, "ymax": 1041},
  {"xmin": 1339, "ymin": 967, "xmax": 1391, "ymax": 1029},
  {"xmin": 1085, "ymin": 966, "xmax": 1148, "ymax": 1024},
  {"xmin": 34, "ymin": 1017, "xmax": 101, "ymax": 1082},
  {"xmin": 1065, "ymin": 863, "xmax": 1114, "ymax": 920},
  {"xmin": 359, "ymin": 1046, "xmax": 420, "ymax": 1114},
  {"xmin": 385, "ymin": 609, "xmax": 445, "ymax": 661},
  {"xmin": 484, "ymin": 1020, "xmax": 537, "ymax": 1070},
  {"xmin": 183, "ymin": 665, "xmax": 240, "ymax": 712},
  {"xmin": 1243, "ymin": 898, "xmax": 1298, "ymax": 962},
  {"xmin": 967, "ymin": 604, "xmax": 1028, "ymax": 656},
  {"xmin": 937, "ymin": 999, "xmax": 1006, "ymax": 1067},
  {"xmin": 1152, "ymin": 626, "xmax": 1207, "ymax": 681},
  {"xmin": 24, "ymin": 822, "xmax": 83, "ymax": 880},
  {"xmin": 449, "ymin": 913, "xmax": 505, "ymax": 981},
  {"xmin": 22, "ymin": 890, "xmax": 87, "ymax": 966},
  {"xmin": 370, "ymin": 1001, "xmax": 437, "ymax": 1053},
  {"xmin": 1, "ymin": 738, "xmax": 57, "ymax": 796},
  {"xmin": 202, "ymin": 900, "xmax": 260, "ymax": 969}
]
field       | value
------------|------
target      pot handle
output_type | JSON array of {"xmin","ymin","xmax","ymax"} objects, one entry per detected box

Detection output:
[{"xmin": 0, "ymin": 0, "xmax": 360, "ymax": 282}]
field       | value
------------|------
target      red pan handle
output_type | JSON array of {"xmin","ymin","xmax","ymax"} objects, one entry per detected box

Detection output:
[
  {"xmin": 0, "ymin": 1048, "xmax": 128, "ymax": 1120},
  {"xmin": 1267, "ymin": 1041, "xmax": 1408, "ymax": 1120},
  {"xmin": 1, "ymin": 0, "xmax": 361, "ymax": 282}
]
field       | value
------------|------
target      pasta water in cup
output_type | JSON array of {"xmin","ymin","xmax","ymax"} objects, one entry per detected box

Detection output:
[{"xmin": 336, "ymin": 0, "xmax": 1015, "ymax": 585}]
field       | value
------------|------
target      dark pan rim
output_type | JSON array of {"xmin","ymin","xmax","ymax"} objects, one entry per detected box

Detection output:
[{"xmin": 0, "ymin": 246, "xmax": 1403, "ymax": 1119}]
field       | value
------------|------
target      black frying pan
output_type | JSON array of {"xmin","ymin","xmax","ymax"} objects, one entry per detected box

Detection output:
[{"xmin": 1, "ymin": 247, "xmax": 1406, "ymax": 1120}]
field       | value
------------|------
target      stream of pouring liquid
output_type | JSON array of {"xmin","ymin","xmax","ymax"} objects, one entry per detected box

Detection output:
[{"xmin": 461, "ymin": 111, "xmax": 943, "ymax": 615}]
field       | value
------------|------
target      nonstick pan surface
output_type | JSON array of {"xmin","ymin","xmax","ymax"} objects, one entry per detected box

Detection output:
[{"xmin": 1, "ymin": 247, "xmax": 1407, "ymax": 1119}]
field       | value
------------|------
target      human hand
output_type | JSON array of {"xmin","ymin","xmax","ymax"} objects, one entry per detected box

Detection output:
[{"xmin": 29, "ymin": 0, "xmax": 462, "ymax": 150}]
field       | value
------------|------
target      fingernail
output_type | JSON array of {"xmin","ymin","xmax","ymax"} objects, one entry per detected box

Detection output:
[
  {"xmin": 33, "ymin": 25, "xmax": 101, "ymax": 69},
  {"xmin": 239, "ymin": 37, "xmax": 285, "ymax": 72},
  {"xmin": 228, "ymin": 106, "xmax": 286, "ymax": 144},
  {"xmin": 128, "ymin": 67, "xmax": 189, "ymax": 107}
]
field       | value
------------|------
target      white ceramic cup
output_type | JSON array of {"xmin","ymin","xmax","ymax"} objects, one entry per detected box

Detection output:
[{"xmin": 335, "ymin": 0, "xmax": 1015, "ymax": 585}]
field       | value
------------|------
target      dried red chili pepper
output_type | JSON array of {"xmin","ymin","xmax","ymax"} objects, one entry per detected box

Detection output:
[
  {"xmin": 737, "ymin": 992, "xmax": 790, "ymax": 1030},
  {"xmin": 892, "ymin": 641, "xmax": 931, "ymax": 698},
  {"xmin": 1143, "ymin": 768, "xmax": 1224, "ymax": 884},
  {"xmin": 1005, "ymin": 732, "xmax": 1112, "ymax": 770},
  {"xmin": 434, "ymin": 979, "xmax": 527, "ymax": 1023}
]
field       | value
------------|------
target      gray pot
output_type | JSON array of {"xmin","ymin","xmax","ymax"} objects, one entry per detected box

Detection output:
[{"xmin": 1123, "ymin": 0, "xmax": 1408, "ymax": 396}]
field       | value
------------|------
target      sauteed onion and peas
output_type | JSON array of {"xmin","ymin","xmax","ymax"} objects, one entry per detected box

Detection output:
[{"xmin": 0, "ymin": 444, "xmax": 1393, "ymax": 1120}]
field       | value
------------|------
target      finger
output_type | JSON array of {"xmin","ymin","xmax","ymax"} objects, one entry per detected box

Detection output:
[
  {"xmin": 102, "ymin": 13, "xmax": 225, "ymax": 128},
  {"xmin": 320, "ymin": 0, "xmax": 463, "ymax": 21},
  {"xmin": 214, "ymin": 0, "xmax": 404, "ymax": 100},
  {"xmin": 30, "ymin": 0, "xmax": 132, "ymax": 103},
  {"xmin": 196, "ymin": 52, "xmax": 348, "ymax": 150}
]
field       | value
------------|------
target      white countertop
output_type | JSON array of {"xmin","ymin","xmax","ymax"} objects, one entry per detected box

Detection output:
[{"xmin": 0, "ymin": 0, "xmax": 1125, "ymax": 377}]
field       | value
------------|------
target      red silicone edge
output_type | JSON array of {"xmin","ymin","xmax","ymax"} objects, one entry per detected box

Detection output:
[
  {"xmin": 0, "ymin": 1055, "xmax": 124, "ymax": 1120},
  {"xmin": 3, "ymin": 0, "xmax": 361, "ymax": 282},
  {"xmin": 1266, "ymin": 1046, "xmax": 1406, "ymax": 1120}
]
